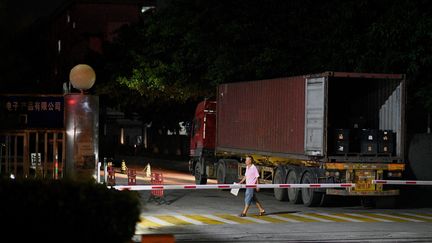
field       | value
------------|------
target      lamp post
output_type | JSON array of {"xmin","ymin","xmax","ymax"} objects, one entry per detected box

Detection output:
[{"xmin": 64, "ymin": 64, "xmax": 99, "ymax": 179}]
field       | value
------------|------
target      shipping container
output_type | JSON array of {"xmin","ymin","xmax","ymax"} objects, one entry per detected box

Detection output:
[{"xmin": 189, "ymin": 71, "xmax": 406, "ymax": 207}]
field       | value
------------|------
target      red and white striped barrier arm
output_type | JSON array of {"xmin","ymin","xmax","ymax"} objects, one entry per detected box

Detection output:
[
  {"xmin": 111, "ymin": 183, "xmax": 355, "ymax": 191},
  {"xmin": 373, "ymin": 180, "xmax": 432, "ymax": 185}
]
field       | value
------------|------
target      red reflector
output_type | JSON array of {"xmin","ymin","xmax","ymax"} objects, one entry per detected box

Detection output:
[
  {"xmin": 184, "ymin": 186, "xmax": 196, "ymax": 189},
  {"xmin": 310, "ymin": 184, "xmax": 321, "ymax": 188},
  {"xmin": 218, "ymin": 186, "xmax": 230, "ymax": 189},
  {"xmin": 341, "ymin": 184, "xmax": 352, "ymax": 187},
  {"xmin": 279, "ymin": 185, "xmax": 291, "ymax": 188},
  {"xmin": 152, "ymin": 186, "xmax": 163, "ymax": 189},
  {"xmin": 406, "ymin": 181, "xmax": 417, "ymax": 184},
  {"xmin": 67, "ymin": 99, "xmax": 77, "ymax": 105}
]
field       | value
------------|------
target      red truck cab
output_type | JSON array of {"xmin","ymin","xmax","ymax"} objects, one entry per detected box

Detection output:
[{"xmin": 189, "ymin": 100, "xmax": 216, "ymax": 183}]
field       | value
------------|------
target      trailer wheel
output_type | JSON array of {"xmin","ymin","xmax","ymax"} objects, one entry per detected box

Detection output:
[
  {"xmin": 273, "ymin": 167, "xmax": 288, "ymax": 201},
  {"xmin": 188, "ymin": 159, "xmax": 195, "ymax": 175},
  {"xmin": 301, "ymin": 171, "xmax": 322, "ymax": 207},
  {"xmin": 217, "ymin": 162, "xmax": 226, "ymax": 184},
  {"xmin": 195, "ymin": 162, "xmax": 207, "ymax": 185},
  {"xmin": 286, "ymin": 168, "xmax": 302, "ymax": 204}
]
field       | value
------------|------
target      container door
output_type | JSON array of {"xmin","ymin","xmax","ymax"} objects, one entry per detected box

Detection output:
[{"xmin": 305, "ymin": 77, "xmax": 325, "ymax": 156}]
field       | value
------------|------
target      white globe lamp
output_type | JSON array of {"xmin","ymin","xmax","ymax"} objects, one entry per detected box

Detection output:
[{"xmin": 69, "ymin": 64, "xmax": 96, "ymax": 93}]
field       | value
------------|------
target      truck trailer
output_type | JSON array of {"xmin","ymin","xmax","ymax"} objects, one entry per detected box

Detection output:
[{"xmin": 189, "ymin": 71, "xmax": 406, "ymax": 207}]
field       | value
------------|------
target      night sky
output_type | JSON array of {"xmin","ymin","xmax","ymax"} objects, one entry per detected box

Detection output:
[{"xmin": 2, "ymin": 0, "xmax": 67, "ymax": 40}]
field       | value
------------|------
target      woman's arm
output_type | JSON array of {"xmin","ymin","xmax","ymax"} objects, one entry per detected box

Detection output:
[{"xmin": 255, "ymin": 177, "xmax": 260, "ymax": 192}]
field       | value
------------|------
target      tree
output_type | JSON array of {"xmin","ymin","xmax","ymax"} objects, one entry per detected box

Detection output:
[{"xmin": 99, "ymin": 0, "xmax": 432, "ymax": 132}]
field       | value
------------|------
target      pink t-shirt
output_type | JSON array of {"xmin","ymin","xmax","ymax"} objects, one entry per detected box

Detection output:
[{"xmin": 245, "ymin": 164, "xmax": 259, "ymax": 184}]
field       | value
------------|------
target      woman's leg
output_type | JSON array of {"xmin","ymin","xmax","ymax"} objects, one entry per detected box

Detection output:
[
  {"xmin": 242, "ymin": 188, "xmax": 254, "ymax": 214},
  {"xmin": 253, "ymin": 194, "xmax": 265, "ymax": 213}
]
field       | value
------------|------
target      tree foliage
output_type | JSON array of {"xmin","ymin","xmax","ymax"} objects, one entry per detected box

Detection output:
[{"xmin": 99, "ymin": 0, "xmax": 432, "ymax": 130}]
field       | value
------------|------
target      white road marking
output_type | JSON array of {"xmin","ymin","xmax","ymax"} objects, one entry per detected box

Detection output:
[
  {"xmin": 231, "ymin": 214, "xmax": 270, "ymax": 224},
  {"xmin": 292, "ymin": 213, "xmax": 334, "ymax": 222},
  {"xmin": 144, "ymin": 216, "xmax": 175, "ymax": 226},
  {"xmin": 373, "ymin": 213, "xmax": 424, "ymax": 222},
  {"xmin": 266, "ymin": 214, "xmax": 302, "ymax": 223},
  {"xmin": 174, "ymin": 215, "xmax": 206, "ymax": 225},
  {"xmin": 399, "ymin": 212, "xmax": 432, "ymax": 220},
  {"xmin": 202, "ymin": 214, "xmax": 239, "ymax": 224},
  {"xmin": 315, "ymin": 213, "xmax": 364, "ymax": 222},
  {"xmin": 344, "ymin": 213, "xmax": 393, "ymax": 222}
]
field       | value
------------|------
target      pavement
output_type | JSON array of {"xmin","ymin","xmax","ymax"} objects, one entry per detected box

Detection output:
[
  {"xmin": 119, "ymin": 155, "xmax": 191, "ymax": 172},
  {"xmin": 97, "ymin": 155, "xmax": 193, "ymax": 185}
]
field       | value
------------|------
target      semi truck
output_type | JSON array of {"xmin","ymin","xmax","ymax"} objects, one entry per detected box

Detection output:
[{"xmin": 189, "ymin": 71, "xmax": 406, "ymax": 207}]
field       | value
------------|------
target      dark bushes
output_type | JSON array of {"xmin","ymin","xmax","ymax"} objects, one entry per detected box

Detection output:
[{"xmin": 0, "ymin": 178, "xmax": 141, "ymax": 243}]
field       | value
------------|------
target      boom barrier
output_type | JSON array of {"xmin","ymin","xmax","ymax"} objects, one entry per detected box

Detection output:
[
  {"xmin": 373, "ymin": 180, "xmax": 432, "ymax": 185},
  {"xmin": 110, "ymin": 180, "xmax": 432, "ymax": 191},
  {"xmin": 111, "ymin": 183, "xmax": 355, "ymax": 191}
]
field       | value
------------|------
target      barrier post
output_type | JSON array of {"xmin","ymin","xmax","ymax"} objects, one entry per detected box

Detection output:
[
  {"xmin": 145, "ymin": 163, "xmax": 151, "ymax": 177},
  {"xmin": 107, "ymin": 165, "xmax": 116, "ymax": 186},
  {"xmin": 96, "ymin": 162, "xmax": 101, "ymax": 183},
  {"xmin": 148, "ymin": 172, "xmax": 168, "ymax": 204},
  {"xmin": 128, "ymin": 169, "xmax": 137, "ymax": 185},
  {"xmin": 102, "ymin": 157, "xmax": 107, "ymax": 183},
  {"xmin": 54, "ymin": 155, "xmax": 59, "ymax": 180},
  {"xmin": 104, "ymin": 160, "xmax": 108, "ymax": 183}
]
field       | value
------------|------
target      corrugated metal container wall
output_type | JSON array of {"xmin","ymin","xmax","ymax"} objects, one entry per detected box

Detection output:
[{"xmin": 216, "ymin": 76, "xmax": 306, "ymax": 155}]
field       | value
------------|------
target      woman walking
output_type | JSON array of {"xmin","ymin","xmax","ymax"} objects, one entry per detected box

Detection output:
[{"xmin": 238, "ymin": 156, "xmax": 265, "ymax": 217}]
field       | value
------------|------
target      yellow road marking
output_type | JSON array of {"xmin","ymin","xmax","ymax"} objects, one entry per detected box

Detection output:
[
  {"xmin": 422, "ymin": 213, "xmax": 432, "ymax": 218},
  {"xmin": 334, "ymin": 213, "xmax": 381, "ymax": 222},
  {"xmin": 249, "ymin": 215, "xmax": 287, "ymax": 223},
  {"xmin": 277, "ymin": 213, "xmax": 320, "ymax": 222},
  {"xmin": 155, "ymin": 215, "xmax": 194, "ymax": 225},
  {"xmin": 393, "ymin": 213, "xmax": 432, "ymax": 222},
  {"xmin": 402, "ymin": 213, "xmax": 432, "ymax": 220},
  {"xmin": 138, "ymin": 212, "xmax": 432, "ymax": 228},
  {"xmin": 139, "ymin": 217, "xmax": 162, "ymax": 227},
  {"xmin": 362, "ymin": 213, "xmax": 411, "ymax": 222},
  {"xmin": 186, "ymin": 215, "xmax": 225, "ymax": 225},
  {"xmin": 305, "ymin": 213, "xmax": 352, "ymax": 222},
  {"xmin": 215, "ymin": 214, "xmax": 256, "ymax": 224}
]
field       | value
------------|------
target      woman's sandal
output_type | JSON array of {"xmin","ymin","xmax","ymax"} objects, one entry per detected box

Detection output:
[
  {"xmin": 239, "ymin": 213, "xmax": 246, "ymax": 217},
  {"xmin": 258, "ymin": 211, "xmax": 266, "ymax": 216}
]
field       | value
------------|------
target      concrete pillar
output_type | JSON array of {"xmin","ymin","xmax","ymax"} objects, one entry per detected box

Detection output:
[{"xmin": 64, "ymin": 94, "xmax": 99, "ymax": 179}]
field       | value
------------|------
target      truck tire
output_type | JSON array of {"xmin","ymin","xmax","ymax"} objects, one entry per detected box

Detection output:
[
  {"xmin": 217, "ymin": 159, "xmax": 238, "ymax": 184},
  {"xmin": 195, "ymin": 162, "xmax": 207, "ymax": 185},
  {"xmin": 273, "ymin": 166, "xmax": 288, "ymax": 201},
  {"xmin": 188, "ymin": 159, "xmax": 195, "ymax": 175},
  {"xmin": 301, "ymin": 171, "xmax": 323, "ymax": 207},
  {"xmin": 217, "ymin": 161, "xmax": 226, "ymax": 184},
  {"xmin": 286, "ymin": 167, "xmax": 302, "ymax": 204}
]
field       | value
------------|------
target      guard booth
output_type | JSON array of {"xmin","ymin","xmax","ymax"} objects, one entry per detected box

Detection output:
[{"xmin": 0, "ymin": 95, "xmax": 66, "ymax": 179}]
